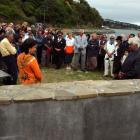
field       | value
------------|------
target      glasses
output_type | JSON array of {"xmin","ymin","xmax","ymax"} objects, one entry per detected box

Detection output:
[{"xmin": 110, "ymin": 38, "xmax": 115, "ymax": 40}]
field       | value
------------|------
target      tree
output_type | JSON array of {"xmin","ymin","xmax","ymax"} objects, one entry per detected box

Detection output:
[{"xmin": 0, "ymin": 0, "xmax": 103, "ymax": 27}]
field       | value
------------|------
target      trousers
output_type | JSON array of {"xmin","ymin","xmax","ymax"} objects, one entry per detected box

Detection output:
[
  {"xmin": 104, "ymin": 58, "xmax": 114, "ymax": 76},
  {"xmin": 72, "ymin": 53, "xmax": 86, "ymax": 70}
]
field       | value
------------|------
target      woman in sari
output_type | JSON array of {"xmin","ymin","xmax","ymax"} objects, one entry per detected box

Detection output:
[{"xmin": 17, "ymin": 38, "xmax": 42, "ymax": 85}]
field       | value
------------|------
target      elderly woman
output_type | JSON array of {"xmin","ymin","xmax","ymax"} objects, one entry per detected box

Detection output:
[{"xmin": 17, "ymin": 38, "xmax": 42, "ymax": 85}]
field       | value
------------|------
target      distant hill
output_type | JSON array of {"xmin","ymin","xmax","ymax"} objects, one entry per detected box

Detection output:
[
  {"xmin": 0, "ymin": 0, "xmax": 103, "ymax": 27},
  {"xmin": 103, "ymin": 19, "xmax": 140, "ymax": 30}
]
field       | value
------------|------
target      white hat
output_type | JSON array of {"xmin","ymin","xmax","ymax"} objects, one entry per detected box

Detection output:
[{"xmin": 110, "ymin": 34, "xmax": 116, "ymax": 39}]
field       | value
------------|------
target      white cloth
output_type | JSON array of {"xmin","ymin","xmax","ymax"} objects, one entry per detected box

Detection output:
[{"xmin": 121, "ymin": 52, "xmax": 129, "ymax": 64}]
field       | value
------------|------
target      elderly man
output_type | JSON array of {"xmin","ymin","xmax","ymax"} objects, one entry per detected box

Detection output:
[
  {"xmin": 118, "ymin": 37, "xmax": 140, "ymax": 79},
  {"xmin": 86, "ymin": 33, "xmax": 100, "ymax": 71},
  {"xmin": 72, "ymin": 29, "xmax": 88, "ymax": 71},
  {"xmin": 104, "ymin": 35, "xmax": 117, "ymax": 77},
  {"xmin": 0, "ymin": 29, "xmax": 17, "ymax": 85}
]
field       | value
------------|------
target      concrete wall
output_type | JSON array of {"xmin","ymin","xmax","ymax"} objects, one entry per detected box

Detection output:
[{"xmin": 0, "ymin": 80, "xmax": 140, "ymax": 140}]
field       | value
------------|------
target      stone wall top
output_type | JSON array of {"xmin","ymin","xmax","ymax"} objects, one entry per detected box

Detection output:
[{"xmin": 0, "ymin": 80, "xmax": 140, "ymax": 104}]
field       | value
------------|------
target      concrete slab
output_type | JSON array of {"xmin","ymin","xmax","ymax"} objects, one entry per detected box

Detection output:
[{"xmin": 0, "ymin": 80, "xmax": 139, "ymax": 102}]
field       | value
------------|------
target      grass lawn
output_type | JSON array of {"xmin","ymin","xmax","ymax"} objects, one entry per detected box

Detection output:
[{"xmin": 41, "ymin": 68, "xmax": 112, "ymax": 83}]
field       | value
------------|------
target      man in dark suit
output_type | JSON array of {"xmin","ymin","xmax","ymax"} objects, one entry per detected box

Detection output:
[
  {"xmin": 53, "ymin": 32, "xmax": 66, "ymax": 69},
  {"xmin": 118, "ymin": 37, "xmax": 140, "ymax": 79}
]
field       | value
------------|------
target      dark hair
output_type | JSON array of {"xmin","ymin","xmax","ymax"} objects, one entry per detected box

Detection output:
[
  {"xmin": 15, "ymin": 35, "xmax": 22, "ymax": 42},
  {"xmin": 0, "ymin": 29, "xmax": 5, "ymax": 35},
  {"xmin": 21, "ymin": 38, "xmax": 37, "ymax": 54},
  {"xmin": 116, "ymin": 36, "xmax": 122, "ymax": 42},
  {"xmin": 57, "ymin": 31, "xmax": 63, "ymax": 36},
  {"xmin": 130, "ymin": 33, "xmax": 135, "ymax": 37}
]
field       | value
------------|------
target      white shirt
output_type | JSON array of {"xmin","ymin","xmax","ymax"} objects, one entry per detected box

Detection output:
[
  {"xmin": 66, "ymin": 37, "xmax": 75, "ymax": 46},
  {"xmin": 22, "ymin": 33, "xmax": 29, "ymax": 42},
  {"xmin": 105, "ymin": 41, "xmax": 117, "ymax": 59}
]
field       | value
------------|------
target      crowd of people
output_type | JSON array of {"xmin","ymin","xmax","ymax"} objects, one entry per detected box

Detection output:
[{"xmin": 0, "ymin": 22, "xmax": 140, "ymax": 85}]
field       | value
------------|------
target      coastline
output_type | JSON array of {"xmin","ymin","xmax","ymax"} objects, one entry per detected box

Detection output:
[
  {"xmin": 61, "ymin": 28, "xmax": 139, "ymax": 35},
  {"xmin": 62, "ymin": 28, "xmax": 115, "ymax": 35}
]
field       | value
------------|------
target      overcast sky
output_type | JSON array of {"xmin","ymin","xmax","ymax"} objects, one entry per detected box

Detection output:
[{"xmin": 87, "ymin": 0, "xmax": 140, "ymax": 25}]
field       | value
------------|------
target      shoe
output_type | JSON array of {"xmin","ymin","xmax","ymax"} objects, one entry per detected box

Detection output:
[
  {"xmin": 103, "ymin": 75, "xmax": 108, "ymax": 77},
  {"xmin": 111, "ymin": 74, "xmax": 114, "ymax": 78},
  {"xmin": 66, "ymin": 66, "xmax": 71, "ymax": 70},
  {"xmin": 68, "ymin": 67, "xmax": 71, "ymax": 70}
]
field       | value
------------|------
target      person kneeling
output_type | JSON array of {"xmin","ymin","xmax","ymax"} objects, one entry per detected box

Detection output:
[
  {"xmin": 118, "ymin": 37, "xmax": 140, "ymax": 79},
  {"xmin": 17, "ymin": 38, "xmax": 42, "ymax": 85}
]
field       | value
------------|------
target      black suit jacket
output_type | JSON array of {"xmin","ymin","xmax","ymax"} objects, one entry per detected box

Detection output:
[
  {"xmin": 53, "ymin": 37, "xmax": 66, "ymax": 54},
  {"xmin": 122, "ymin": 48, "xmax": 140, "ymax": 79}
]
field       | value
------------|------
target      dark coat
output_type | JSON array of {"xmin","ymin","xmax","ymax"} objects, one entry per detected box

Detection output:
[
  {"xmin": 87, "ymin": 39, "xmax": 100, "ymax": 57},
  {"xmin": 53, "ymin": 37, "xmax": 66, "ymax": 55},
  {"xmin": 121, "ymin": 48, "xmax": 140, "ymax": 79},
  {"xmin": 43, "ymin": 37, "xmax": 53, "ymax": 51}
]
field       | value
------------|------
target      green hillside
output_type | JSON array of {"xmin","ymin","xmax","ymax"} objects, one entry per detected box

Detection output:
[{"xmin": 0, "ymin": 0, "xmax": 103, "ymax": 27}]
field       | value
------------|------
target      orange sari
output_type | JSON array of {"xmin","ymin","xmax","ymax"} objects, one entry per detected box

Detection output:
[{"xmin": 17, "ymin": 53, "xmax": 42, "ymax": 85}]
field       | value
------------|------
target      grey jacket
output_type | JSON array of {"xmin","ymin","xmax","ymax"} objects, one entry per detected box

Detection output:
[{"xmin": 74, "ymin": 34, "xmax": 88, "ymax": 54}]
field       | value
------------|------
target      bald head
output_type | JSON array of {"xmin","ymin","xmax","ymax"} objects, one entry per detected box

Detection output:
[
  {"xmin": 79, "ymin": 29, "xmax": 85, "ymax": 36},
  {"xmin": 128, "ymin": 37, "xmax": 139, "ymax": 45},
  {"xmin": 121, "ymin": 34, "xmax": 127, "ymax": 41},
  {"xmin": 91, "ymin": 33, "xmax": 97, "ymax": 40},
  {"xmin": 128, "ymin": 37, "xmax": 140, "ymax": 51}
]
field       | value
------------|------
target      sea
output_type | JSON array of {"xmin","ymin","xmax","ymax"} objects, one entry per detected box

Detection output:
[{"xmin": 112, "ymin": 28, "xmax": 139, "ymax": 36}]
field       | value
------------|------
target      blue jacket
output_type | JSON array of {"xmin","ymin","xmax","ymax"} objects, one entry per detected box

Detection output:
[{"xmin": 74, "ymin": 34, "xmax": 88, "ymax": 54}]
